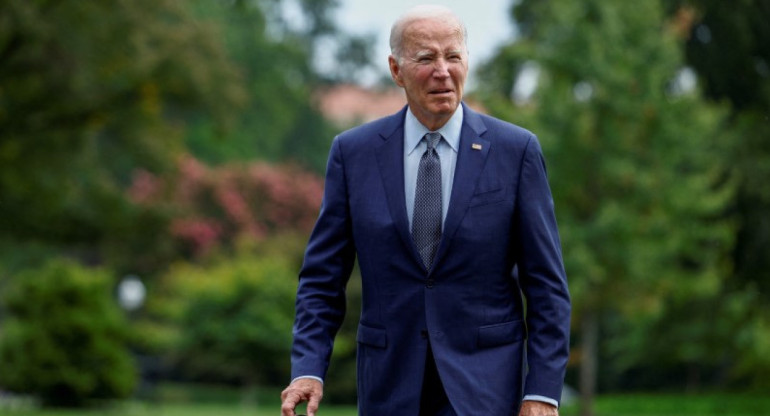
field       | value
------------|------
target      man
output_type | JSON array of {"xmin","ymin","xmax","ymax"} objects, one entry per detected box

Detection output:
[{"xmin": 281, "ymin": 5, "xmax": 570, "ymax": 416}]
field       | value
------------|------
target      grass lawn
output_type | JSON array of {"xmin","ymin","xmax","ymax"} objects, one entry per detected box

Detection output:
[
  {"xmin": 560, "ymin": 393, "xmax": 770, "ymax": 416},
  {"xmin": 1, "ymin": 391, "xmax": 767, "ymax": 415},
  {"xmin": 0, "ymin": 403, "xmax": 358, "ymax": 416}
]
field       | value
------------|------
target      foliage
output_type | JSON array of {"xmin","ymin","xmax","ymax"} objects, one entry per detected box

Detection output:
[
  {"xmin": 666, "ymin": 0, "xmax": 770, "ymax": 111},
  {"xmin": 560, "ymin": 393, "xmax": 770, "ymax": 416},
  {"xmin": 128, "ymin": 156, "xmax": 323, "ymax": 259},
  {"xmin": 156, "ymin": 249, "xmax": 298, "ymax": 385},
  {"xmin": 0, "ymin": 0, "xmax": 243, "ymax": 271},
  {"xmin": 0, "ymin": 0, "xmax": 362, "ymax": 273},
  {"xmin": 140, "ymin": 233, "xmax": 361, "ymax": 399},
  {"xmin": 121, "ymin": 156, "xmax": 334, "ymax": 389},
  {"xmin": 180, "ymin": 1, "xmax": 324, "ymax": 171},
  {"xmin": 478, "ymin": 0, "xmax": 737, "ymax": 406},
  {"xmin": 663, "ymin": 0, "xmax": 770, "ymax": 386},
  {"xmin": 259, "ymin": 0, "xmax": 379, "ymax": 84},
  {"xmin": 183, "ymin": 0, "xmax": 374, "ymax": 171},
  {"xmin": 0, "ymin": 259, "xmax": 135, "ymax": 407}
]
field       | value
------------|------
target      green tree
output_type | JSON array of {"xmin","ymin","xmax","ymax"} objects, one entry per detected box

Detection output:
[
  {"xmin": 0, "ymin": 259, "xmax": 135, "ymax": 407},
  {"xmin": 665, "ymin": 1, "xmax": 770, "ymax": 388},
  {"xmin": 184, "ymin": 0, "xmax": 374, "ymax": 171},
  {"xmin": 479, "ymin": 0, "xmax": 734, "ymax": 413},
  {"xmin": 0, "ymin": 0, "xmax": 243, "ymax": 271}
]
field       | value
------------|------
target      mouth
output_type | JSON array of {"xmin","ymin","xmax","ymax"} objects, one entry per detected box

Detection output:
[{"xmin": 429, "ymin": 89, "xmax": 454, "ymax": 95}]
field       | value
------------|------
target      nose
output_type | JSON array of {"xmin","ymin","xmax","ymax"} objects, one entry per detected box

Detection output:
[{"xmin": 432, "ymin": 58, "xmax": 450, "ymax": 78}]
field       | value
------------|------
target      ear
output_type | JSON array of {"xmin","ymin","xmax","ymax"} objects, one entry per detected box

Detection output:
[{"xmin": 389, "ymin": 55, "xmax": 405, "ymax": 88}]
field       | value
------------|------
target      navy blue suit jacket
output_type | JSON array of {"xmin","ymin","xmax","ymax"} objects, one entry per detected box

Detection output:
[{"xmin": 291, "ymin": 103, "xmax": 570, "ymax": 415}]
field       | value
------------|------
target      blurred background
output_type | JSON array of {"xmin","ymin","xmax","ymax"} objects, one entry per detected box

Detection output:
[{"xmin": 0, "ymin": 0, "xmax": 768, "ymax": 415}]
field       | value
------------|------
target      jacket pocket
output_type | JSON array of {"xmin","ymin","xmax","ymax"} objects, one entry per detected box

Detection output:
[
  {"xmin": 469, "ymin": 180, "xmax": 511, "ymax": 207},
  {"xmin": 469, "ymin": 189, "xmax": 505, "ymax": 207},
  {"xmin": 477, "ymin": 319, "xmax": 525, "ymax": 348},
  {"xmin": 357, "ymin": 323, "xmax": 387, "ymax": 348}
]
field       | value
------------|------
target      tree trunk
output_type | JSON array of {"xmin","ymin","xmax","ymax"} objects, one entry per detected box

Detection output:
[{"xmin": 579, "ymin": 310, "xmax": 598, "ymax": 416}]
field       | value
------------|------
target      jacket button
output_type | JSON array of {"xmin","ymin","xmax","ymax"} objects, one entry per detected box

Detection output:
[
  {"xmin": 426, "ymin": 279, "xmax": 435, "ymax": 288},
  {"xmin": 420, "ymin": 330, "xmax": 428, "ymax": 339}
]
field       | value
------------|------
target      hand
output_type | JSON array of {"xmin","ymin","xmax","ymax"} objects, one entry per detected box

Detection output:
[
  {"xmin": 518, "ymin": 400, "xmax": 559, "ymax": 416},
  {"xmin": 280, "ymin": 378, "xmax": 323, "ymax": 416}
]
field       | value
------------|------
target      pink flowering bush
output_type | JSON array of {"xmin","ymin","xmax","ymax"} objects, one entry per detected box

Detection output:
[{"xmin": 128, "ymin": 155, "xmax": 323, "ymax": 258}]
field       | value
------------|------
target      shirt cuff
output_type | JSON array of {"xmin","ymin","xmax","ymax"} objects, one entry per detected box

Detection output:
[
  {"xmin": 523, "ymin": 394, "xmax": 559, "ymax": 408},
  {"xmin": 291, "ymin": 375, "xmax": 324, "ymax": 385}
]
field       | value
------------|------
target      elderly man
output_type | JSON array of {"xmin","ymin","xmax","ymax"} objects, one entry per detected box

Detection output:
[{"xmin": 281, "ymin": 5, "xmax": 570, "ymax": 416}]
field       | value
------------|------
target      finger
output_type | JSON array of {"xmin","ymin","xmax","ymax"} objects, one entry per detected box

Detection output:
[
  {"xmin": 280, "ymin": 400, "xmax": 296, "ymax": 416},
  {"xmin": 280, "ymin": 386, "xmax": 295, "ymax": 401},
  {"xmin": 307, "ymin": 392, "xmax": 322, "ymax": 416},
  {"xmin": 281, "ymin": 392, "xmax": 300, "ymax": 416}
]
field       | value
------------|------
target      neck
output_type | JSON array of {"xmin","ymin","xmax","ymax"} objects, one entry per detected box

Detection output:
[
  {"xmin": 420, "ymin": 117, "xmax": 450, "ymax": 131},
  {"xmin": 411, "ymin": 105, "xmax": 461, "ymax": 131}
]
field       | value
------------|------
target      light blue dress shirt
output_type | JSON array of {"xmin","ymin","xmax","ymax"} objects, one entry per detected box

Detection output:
[{"xmin": 404, "ymin": 106, "xmax": 462, "ymax": 228}]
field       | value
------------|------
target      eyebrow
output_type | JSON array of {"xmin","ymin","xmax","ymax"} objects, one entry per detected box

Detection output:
[
  {"xmin": 411, "ymin": 49, "xmax": 464, "ymax": 59},
  {"xmin": 413, "ymin": 50, "xmax": 434, "ymax": 58}
]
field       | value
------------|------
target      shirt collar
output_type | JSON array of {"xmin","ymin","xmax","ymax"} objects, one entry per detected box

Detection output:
[{"xmin": 405, "ymin": 104, "xmax": 464, "ymax": 155}]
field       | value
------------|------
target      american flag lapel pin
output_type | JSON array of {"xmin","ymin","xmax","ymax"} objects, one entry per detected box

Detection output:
[{"xmin": 472, "ymin": 143, "xmax": 482, "ymax": 150}]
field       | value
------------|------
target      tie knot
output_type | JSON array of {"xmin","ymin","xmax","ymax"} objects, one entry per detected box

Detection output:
[{"xmin": 425, "ymin": 132, "xmax": 441, "ymax": 151}]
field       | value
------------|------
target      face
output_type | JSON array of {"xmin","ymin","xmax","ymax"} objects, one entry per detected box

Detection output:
[{"xmin": 389, "ymin": 17, "xmax": 468, "ymax": 131}]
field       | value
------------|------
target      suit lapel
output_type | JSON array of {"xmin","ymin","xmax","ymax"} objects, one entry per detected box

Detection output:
[
  {"xmin": 433, "ymin": 105, "xmax": 490, "ymax": 269},
  {"xmin": 375, "ymin": 104, "xmax": 491, "ymax": 273},
  {"xmin": 375, "ymin": 107, "xmax": 425, "ymax": 269}
]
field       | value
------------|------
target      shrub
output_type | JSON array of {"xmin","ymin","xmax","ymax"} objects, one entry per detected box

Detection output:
[
  {"xmin": 128, "ymin": 156, "xmax": 323, "ymax": 258},
  {"xmin": 0, "ymin": 259, "xmax": 136, "ymax": 407},
  {"xmin": 145, "ymin": 235, "xmax": 361, "ymax": 401},
  {"xmin": 157, "ymin": 246, "xmax": 298, "ymax": 385}
]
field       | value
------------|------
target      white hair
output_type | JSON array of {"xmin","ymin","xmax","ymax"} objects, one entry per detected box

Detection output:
[{"xmin": 389, "ymin": 5, "xmax": 468, "ymax": 62}]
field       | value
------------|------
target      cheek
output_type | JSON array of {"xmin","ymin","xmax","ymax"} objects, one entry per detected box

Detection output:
[
  {"xmin": 410, "ymin": 68, "xmax": 433, "ymax": 85},
  {"xmin": 450, "ymin": 65, "xmax": 468, "ymax": 81},
  {"xmin": 451, "ymin": 70, "xmax": 467, "ymax": 83}
]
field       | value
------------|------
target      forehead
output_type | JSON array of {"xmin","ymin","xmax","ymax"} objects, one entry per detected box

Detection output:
[{"xmin": 401, "ymin": 17, "xmax": 465, "ymax": 52}]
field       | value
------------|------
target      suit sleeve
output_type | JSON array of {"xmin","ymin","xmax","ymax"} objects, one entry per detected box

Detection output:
[
  {"xmin": 290, "ymin": 137, "xmax": 356, "ymax": 381},
  {"xmin": 514, "ymin": 135, "xmax": 571, "ymax": 403}
]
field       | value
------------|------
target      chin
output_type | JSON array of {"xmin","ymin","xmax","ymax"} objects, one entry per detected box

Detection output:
[{"xmin": 430, "ymin": 102, "xmax": 458, "ymax": 114}]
